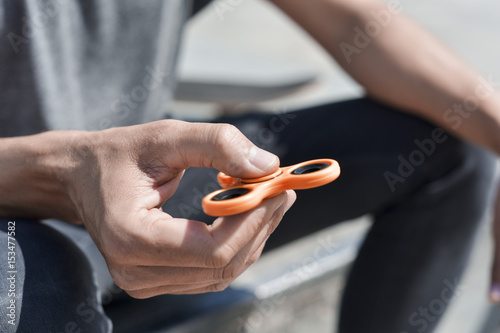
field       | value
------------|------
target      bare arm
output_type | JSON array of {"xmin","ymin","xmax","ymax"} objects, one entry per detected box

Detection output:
[
  {"xmin": 0, "ymin": 132, "xmax": 79, "ymax": 223},
  {"xmin": 269, "ymin": 0, "xmax": 500, "ymax": 301},
  {"xmin": 269, "ymin": 0, "xmax": 500, "ymax": 154}
]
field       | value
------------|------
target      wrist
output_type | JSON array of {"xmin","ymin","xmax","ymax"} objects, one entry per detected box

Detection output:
[
  {"xmin": 0, "ymin": 131, "xmax": 91, "ymax": 223},
  {"xmin": 37, "ymin": 130, "xmax": 99, "ymax": 224}
]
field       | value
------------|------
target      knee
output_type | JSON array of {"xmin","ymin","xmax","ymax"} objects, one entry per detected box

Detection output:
[
  {"xmin": 420, "ymin": 137, "xmax": 497, "ymax": 235},
  {"xmin": 430, "ymin": 137, "xmax": 496, "ymax": 194}
]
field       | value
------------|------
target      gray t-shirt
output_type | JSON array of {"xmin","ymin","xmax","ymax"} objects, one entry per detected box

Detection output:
[{"xmin": 0, "ymin": 0, "xmax": 190, "ymax": 137}]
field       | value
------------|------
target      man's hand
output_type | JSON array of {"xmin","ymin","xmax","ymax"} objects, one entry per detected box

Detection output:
[{"xmin": 0, "ymin": 120, "xmax": 295, "ymax": 298}]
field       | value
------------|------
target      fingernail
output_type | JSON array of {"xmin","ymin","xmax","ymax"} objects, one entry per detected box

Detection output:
[
  {"xmin": 490, "ymin": 284, "xmax": 500, "ymax": 303},
  {"xmin": 249, "ymin": 147, "xmax": 279, "ymax": 172}
]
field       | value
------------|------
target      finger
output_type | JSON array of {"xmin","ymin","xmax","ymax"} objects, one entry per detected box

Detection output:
[
  {"xmin": 167, "ymin": 244, "xmax": 267, "ymax": 296},
  {"xmin": 218, "ymin": 190, "xmax": 296, "ymax": 268},
  {"xmin": 143, "ymin": 120, "xmax": 280, "ymax": 179},
  {"xmin": 118, "ymin": 193, "xmax": 295, "ymax": 291},
  {"xmin": 166, "ymin": 247, "xmax": 265, "ymax": 295},
  {"xmin": 110, "ymin": 191, "xmax": 290, "ymax": 267},
  {"xmin": 206, "ymin": 191, "xmax": 292, "ymax": 266},
  {"xmin": 124, "ymin": 243, "xmax": 269, "ymax": 299},
  {"xmin": 125, "ymin": 282, "xmax": 215, "ymax": 299},
  {"xmin": 111, "ymin": 221, "xmax": 269, "ymax": 291}
]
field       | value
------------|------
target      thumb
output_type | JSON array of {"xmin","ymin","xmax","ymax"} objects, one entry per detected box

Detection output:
[{"xmin": 163, "ymin": 120, "xmax": 280, "ymax": 178}]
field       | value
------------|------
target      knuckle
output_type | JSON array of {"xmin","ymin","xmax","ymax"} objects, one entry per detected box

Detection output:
[
  {"xmin": 211, "ymin": 250, "xmax": 232, "ymax": 268},
  {"xmin": 109, "ymin": 267, "xmax": 137, "ymax": 291},
  {"xmin": 213, "ymin": 124, "xmax": 242, "ymax": 153},
  {"xmin": 211, "ymin": 123, "xmax": 251, "ymax": 175},
  {"xmin": 221, "ymin": 265, "xmax": 238, "ymax": 281},
  {"xmin": 126, "ymin": 290, "xmax": 151, "ymax": 300},
  {"xmin": 210, "ymin": 281, "xmax": 231, "ymax": 293},
  {"xmin": 247, "ymin": 253, "xmax": 260, "ymax": 266},
  {"xmin": 215, "ymin": 123, "xmax": 240, "ymax": 145},
  {"xmin": 209, "ymin": 244, "xmax": 237, "ymax": 268},
  {"xmin": 263, "ymin": 219, "xmax": 275, "ymax": 237}
]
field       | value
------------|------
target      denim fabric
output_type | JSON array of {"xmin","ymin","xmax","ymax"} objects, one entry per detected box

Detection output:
[{"xmin": 0, "ymin": 220, "xmax": 112, "ymax": 333}]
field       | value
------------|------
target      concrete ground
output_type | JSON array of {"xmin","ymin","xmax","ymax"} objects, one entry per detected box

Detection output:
[{"xmin": 172, "ymin": 0, "xmax": 500, "ymax": 332}]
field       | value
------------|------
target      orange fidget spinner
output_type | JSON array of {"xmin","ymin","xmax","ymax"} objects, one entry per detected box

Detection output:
[{"xmin": 202, "ymin": 159, "xmax": 341, "ymax": 216}]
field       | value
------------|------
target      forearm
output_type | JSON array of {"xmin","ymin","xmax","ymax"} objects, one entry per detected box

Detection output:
[
  {"xmin": 0, "ymin": 132, "xmax": 79, "ymax": 222},
  {"xmin": 270, "ymin": 0, "xmax": 500, "ymax": 154}
]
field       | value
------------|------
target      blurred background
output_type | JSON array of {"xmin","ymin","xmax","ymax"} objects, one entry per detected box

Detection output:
[{"xmin": 161, "ymin": 0, "xmax": 500, "ymax": 332}]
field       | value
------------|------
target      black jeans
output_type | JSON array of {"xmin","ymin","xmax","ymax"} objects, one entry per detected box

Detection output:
[{"xmin": 0, "ymin": 98, "xmax": 496, "ymax": 332}]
